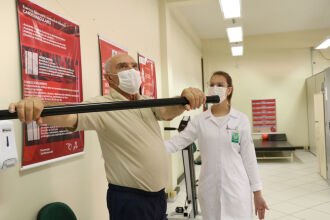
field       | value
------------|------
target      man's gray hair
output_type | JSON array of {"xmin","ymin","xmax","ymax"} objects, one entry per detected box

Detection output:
[{"xmin": 104, "ymin": 56, "xmax": 114, "ymax": 75}]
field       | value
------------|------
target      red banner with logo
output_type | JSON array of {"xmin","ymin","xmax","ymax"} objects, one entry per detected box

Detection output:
[
  {"xmin": 252, "ymin": 99, "xmax": 277, "ymax": 133},
  {"xmin": 98, "ymin": 36, "xmax": 127, "ymax": 95},
  {"xmin": 17, "ymin": 0, "xmax": 84, "ymax": 169},
  {"xmin": 138, "ymin": 54, "xmax": 157, "ymax": 98}
]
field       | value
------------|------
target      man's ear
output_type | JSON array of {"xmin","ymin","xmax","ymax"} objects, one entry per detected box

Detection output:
[
  {"xmin": 104, "ymin": 73, "xmax": 111, "ymax": 82},
  {"xmin": 105, "ymin": 73, "xmax": 119, "ymax": 87},
  {"xmin": 105, "ymin": 74, "xmax": 114, "ymax": 87}
]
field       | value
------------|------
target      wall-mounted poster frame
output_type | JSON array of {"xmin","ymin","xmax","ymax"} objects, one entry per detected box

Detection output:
[
  {"xmin": 137, "ymin": 53, "xmax": 157, "ymax": 98},
  {"xmin": 252, "ymin": 99, "xmax": 277, "ymax": 133},
  {"xmin": 17, "ymin": 0, "xmax": 84, "ymax": 170},
  {"xmin": 98, "ymin": 35, "xmax": 127, "ymax": 95}
]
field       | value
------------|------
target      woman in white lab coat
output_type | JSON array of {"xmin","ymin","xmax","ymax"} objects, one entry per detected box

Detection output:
[{"xmin": 166, "ymin": 71, "xmax": 269, "ymax": 220}]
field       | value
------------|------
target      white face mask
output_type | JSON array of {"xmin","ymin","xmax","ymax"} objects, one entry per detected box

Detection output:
[
  {"xmin": 208, "ymin": 86, "xmax": 227, "ymax": 104},
  {"xmin": 114, "ymin": 69, "xmax": 142, "ymax": 94}
]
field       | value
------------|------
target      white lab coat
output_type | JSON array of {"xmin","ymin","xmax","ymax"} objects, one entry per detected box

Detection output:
[{"xmin": 165, "ymin": 108, "xmax": 262, "ymax": 220}]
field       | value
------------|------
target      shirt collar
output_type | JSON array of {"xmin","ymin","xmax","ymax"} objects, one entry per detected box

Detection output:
[
  {"xmin": 204, "ymin": 106, "xmax": 239, "ymax": 121},
  {"xmin": 228, "ymin": 107, "xmax": 239, "ymax": 119}
]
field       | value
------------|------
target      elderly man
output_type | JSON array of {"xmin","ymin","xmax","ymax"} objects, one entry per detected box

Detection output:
[{"xmin": 9, "ymin": 54, "xmax": 206, "ymax": 220}]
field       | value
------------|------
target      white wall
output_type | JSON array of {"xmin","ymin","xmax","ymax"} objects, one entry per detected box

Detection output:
[
  {"xmin": 312, "ymin": 48, "xmax": 330, "ymax": 74},
  {"xmin": 202, "ymin": 29, "xmax": 330, "ymax": 147},
  {"xmin": 165, "ymin": 6, "xmax": 203, "ymax": 189},
  {"xmin": 0, "ymin": 0, "xmax": 162, "ymax": 219}
]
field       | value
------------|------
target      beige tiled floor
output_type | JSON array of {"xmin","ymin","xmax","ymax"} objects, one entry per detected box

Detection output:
[{"xmin": 167, "ymin": 150, "xmax": 330, "ymax": 220}]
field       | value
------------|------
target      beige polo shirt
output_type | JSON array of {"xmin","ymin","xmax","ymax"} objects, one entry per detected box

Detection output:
[{"xmin": 73, "ymin": 88, "xmax": 169, "ymax": 192}]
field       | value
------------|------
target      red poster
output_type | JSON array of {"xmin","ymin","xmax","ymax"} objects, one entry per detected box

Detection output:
[
  {"xmin": 252, "ymin": 99, "xmax": 277, "ymax": 133},
  {"xmin": 98, "ymin": 36, "xmax": 127, "ymax": 95},
  {"xmin": 138, "ymin": 54, "xmax": 157, "ymax": 98},
  {"xmin": 17, "ymin": 0, "xmax": 84, "ymax": 169}
]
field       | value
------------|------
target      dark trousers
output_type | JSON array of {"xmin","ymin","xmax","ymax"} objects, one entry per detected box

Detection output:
[{"xmin": 107, "ymin": 184, "xmax": 167, "ymax": 220}]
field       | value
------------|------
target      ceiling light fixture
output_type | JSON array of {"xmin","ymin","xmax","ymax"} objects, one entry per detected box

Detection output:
[
  {"xmin": 219, "ymin": 0, "xmax": 241, "ymax": 19},
  {"xmin": 226, "ymin": 26, "xmax": 243, "ymax": 43},
  {"xmin": 231, "ymin": 45, "xmax": 243, "ymax": 56},
  {"xmin": 315, "ymin": 38, "xmax": 330, "ymax": 50}
]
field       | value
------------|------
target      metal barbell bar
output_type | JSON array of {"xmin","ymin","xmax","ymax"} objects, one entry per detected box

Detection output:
[{"xmin": 0, "ymin": 95, "xmax": 219, "ymax": 120}]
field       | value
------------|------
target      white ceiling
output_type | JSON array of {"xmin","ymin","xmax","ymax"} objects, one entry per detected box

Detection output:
[{"xmin": 169, "ymin": 0, "xmax": 330, "ymax": 39}]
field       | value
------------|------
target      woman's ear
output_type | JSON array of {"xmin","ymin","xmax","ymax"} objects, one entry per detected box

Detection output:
[{"xmin": 227, "ymin": 87, "xmax": 233, "ymax": 96}]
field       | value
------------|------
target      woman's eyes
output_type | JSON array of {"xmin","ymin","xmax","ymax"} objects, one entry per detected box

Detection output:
[{"xmin": 210, "ymin": 84, "xmax": 224, "ymax": 87}]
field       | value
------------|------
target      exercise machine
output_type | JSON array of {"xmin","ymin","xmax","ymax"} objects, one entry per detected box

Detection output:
[{"xmin": 166, "ymin": 116, "xmax": 201, "ymax": 219}]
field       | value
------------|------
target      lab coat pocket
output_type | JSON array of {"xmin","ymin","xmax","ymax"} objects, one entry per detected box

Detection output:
[{"xmin": 198, "ymin": 174, "xmax": 212, "ymax": 194}]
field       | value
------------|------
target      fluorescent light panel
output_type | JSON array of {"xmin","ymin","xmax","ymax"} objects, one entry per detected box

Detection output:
[
  {"xmin": 315, "ymin": 38, "xmax": 330, "ymax": 50},
  {"xmin": 231, "ymin": 46, "xmax": 243, "ymax": 56},
  {"xmin": 227, "ymin": 26, "xmax": 243, "ymax": 43},
  {"xmin": 219, "ymin": 0, "xmax": 241, "ymax": 19}
]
